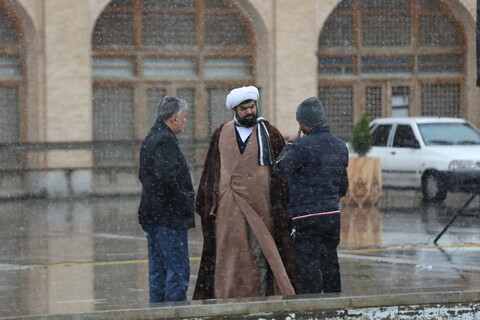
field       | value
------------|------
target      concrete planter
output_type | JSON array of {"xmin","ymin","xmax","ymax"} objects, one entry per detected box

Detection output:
[{"xmin": 342, "ymin": 157, "xmax": 382, "ymax": 206}]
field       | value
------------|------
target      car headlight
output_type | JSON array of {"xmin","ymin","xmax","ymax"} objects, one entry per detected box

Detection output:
[{"xmin": 449, "ymin": 160, "xmax": 480, "ymax": 171}]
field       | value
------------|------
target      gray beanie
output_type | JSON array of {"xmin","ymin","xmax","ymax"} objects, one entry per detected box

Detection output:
[{"xmin": 296, "ymin": 97, "xmax": 325, "ymax": 127}]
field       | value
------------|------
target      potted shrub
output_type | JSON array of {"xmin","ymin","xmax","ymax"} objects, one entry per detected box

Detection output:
[
  {"xmin": 351, "ymin": 113, "xmax": 372, "ymax": 157},
  {"xmin": 342, "ymin": 113, "xmax": 382, "ymax": 206}
]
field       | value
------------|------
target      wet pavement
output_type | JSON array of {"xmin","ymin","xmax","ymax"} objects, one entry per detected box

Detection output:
[{"xmin": 0, "ymin": 190, "xmax": 480, "ymax": 318}]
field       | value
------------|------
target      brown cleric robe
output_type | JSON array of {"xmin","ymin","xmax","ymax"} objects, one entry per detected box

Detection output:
[{"xmin": 193, "ymin": 120, "xmax": 302, "ymax": 300}]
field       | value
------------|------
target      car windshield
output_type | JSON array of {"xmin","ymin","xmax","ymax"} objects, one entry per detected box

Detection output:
[{"xmin": 418, "ymin": 122, "xmax": 480, "ymax": 146}]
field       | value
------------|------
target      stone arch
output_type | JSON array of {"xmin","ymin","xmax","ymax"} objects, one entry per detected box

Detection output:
[
  {"xmin": 316, "ymin": 0, "xmax": 469, "ymax": 141},
  {"xmin": 441, "ymin": 0, "xmax": 478, "ymax": 124},
  {"xmin": 0, "ymin": 0, "xmax": 36, "ymax": 168},
  {"xmin": 90, "ymin": 0, "xmax": 266, "ymax": 182}
]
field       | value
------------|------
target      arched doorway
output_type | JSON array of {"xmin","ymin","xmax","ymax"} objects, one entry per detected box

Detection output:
[
  {"xmin": 91, "ymin": 0, "xmax": 256, "ymax": 173},
  {"xmin": 317, "ymin": 0, "xmax": 466, "ymax": 141}
]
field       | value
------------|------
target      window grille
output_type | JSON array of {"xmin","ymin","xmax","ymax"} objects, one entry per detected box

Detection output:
[
  {"xmin": 362, "ymin": 0, "xmax": 410, "ymax": 12},
  {"xmin": 317, "ymin": 0, "xmax": 464, "ymax": 132},
  {"xmin": 391, "ymin": 86, "xmax": 410, "ymax": 117},
  {"xmin": 318, "ymin": 56, "xmax": 355, "ymax": 75},
  {"xmin": 0, "ymin": 87, "xmax": 19, "ymax": 166},
  {"xmin": 93, "ymin": 0, "xmax": 255, "ymax": 167},
  {"xmin": 205, "ymin": 13, "xmax": 249, "ymax": 45},
  {"xmin": 419, "ymin": 14, "xmax": 459, "ymax": 46},
  {"xmin": 318, "ymin": 85, "xmax": 354, "ymax": 142},
  {"xmin": 147, "ymin": 88, "xmax": 167, "ymax": 129},
  {"xmin": 362, "ymin": 14, "xmax": 411, "ymax": 46},
  {"xmin": 365, "ymin": 86, "xmax": 383, "ymax": 120},
  {"xmin": 419, "ymin": 0, "xmax": 442, "ymax": 12},
  {"xmin": 108, "ymin": 0, "xmax": 133, "ymax": 8},
  {"xmin": 418, "ymin": 55, "xmax": 461, "ymax": 73},
  {"xmin": 319, "ymin": 0, "xmax": 461, "ymax": 50},
  {"xmin": 319, "ymin": 15, "xmax": 354, "ymax": 47},
  {"xmin": 0, "ymin": 9, "xmax": 22, "ymax": 169},
  {"xmin": 176, "ymin": 88, "xmax": 195, "ymax": 140},
  {"xmin": 143, "ymin": 0, "xmax": 195, "ymax": 8},
  {"xmin": 204, "ymin": 58, "xmax": 250, "ymax": 79},
  {"xmin": 421, "ymin": 83, "xmax": 460, "ymax": 117},
  {"xmin": 205, "ymin": 0, "xmax": 229, "ymax": 9},
  {"xmin": 142, "ymin": 12, "xmax": 197, "ymax": 45},
  {"xmin": 361, "ymin": 56, "xmax": 411, "ymax": 74},
  {"xmin": 0, "ymin": 56, "xmax": 20, "ymax": 77},
  {"xmin": 93, "ymin": 87, "xmax": 136, "ymax": 164},
  {"xmin": 92, "ymin": 58, "xmax": 134, "ymax": 78},
  {"xmin": 0, "ymin": 10, "xmax": 19, "ymax": 43},
  {"xmin": 142, "ymin": 58, "xmax": 197, "ymax": 78},
  {"xmin": 93, "ymin": 12, "xmax": 134, "ymax": 45},
  {"xmin": 208, "ymin": 87, "xmax": 233, "ymax": 135},
  {"xmin": 335, "ymin": 0, "xmax": 354, "ymax": 11},
  {"xmin": 176, "ymin": 88, "xmax": 196, "ymax": 165}
]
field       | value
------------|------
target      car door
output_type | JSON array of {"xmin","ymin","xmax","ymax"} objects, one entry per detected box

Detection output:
[
  {"xmin": 368, "ymin": 124, "xmax": 395, "ymax": 186},
  {"xmin": 387, "ymin": 124, "xmax": 422, "ymax": 187}
]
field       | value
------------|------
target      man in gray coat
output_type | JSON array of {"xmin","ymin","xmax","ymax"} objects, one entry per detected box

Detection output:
[{"xmin": 138, "ymin": 96, "xmax": 195, "ymax": 303}]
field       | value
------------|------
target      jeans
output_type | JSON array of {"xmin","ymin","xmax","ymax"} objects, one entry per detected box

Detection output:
[
  {"xmin": 293, "ymin": 214, "xmax": 341, "ymax": 294},
  {"xmin": 141, "ymin": 225, "xmax": 190, "ymax": 303}
]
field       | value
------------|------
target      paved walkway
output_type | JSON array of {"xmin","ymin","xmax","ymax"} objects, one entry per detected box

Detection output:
[{"xmin": 0, "ymin": 190, "xmax": 479, "ymax": 318}]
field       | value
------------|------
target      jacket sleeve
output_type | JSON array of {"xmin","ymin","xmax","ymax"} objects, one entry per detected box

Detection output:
[
  {"xmin": 153, "ymin": 136, "xmax": 181, "ymax": 185},
  {"xmin": 339, "ymin": 155, "xmax": 349, "ymax": 197},
  {"xmin": 273, "ymin": 142, "xmax": 304, "ymax": 179},
  {"xmin": 265, "ymin": 122, "xmax": 296, "ymax": 178}
]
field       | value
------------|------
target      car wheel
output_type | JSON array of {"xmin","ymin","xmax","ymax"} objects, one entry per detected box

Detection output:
[{"xmin": 421, "ymin": 171, "xmax": 447, "ymax": 203}]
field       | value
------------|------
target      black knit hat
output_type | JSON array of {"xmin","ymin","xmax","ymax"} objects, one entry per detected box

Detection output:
[{"xmin": 296, "ymin": 97, "xmax": 325, "ymax": 127}]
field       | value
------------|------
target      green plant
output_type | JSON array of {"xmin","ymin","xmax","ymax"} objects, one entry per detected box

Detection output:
[{"xmin": 351, "ymin": 113, "xmax": 372, "ymax": 157}]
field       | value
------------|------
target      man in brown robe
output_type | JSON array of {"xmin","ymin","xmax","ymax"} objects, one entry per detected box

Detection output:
[{"xmin": 193, "ymin": 86, "xmax": 301, "ymax": 300}]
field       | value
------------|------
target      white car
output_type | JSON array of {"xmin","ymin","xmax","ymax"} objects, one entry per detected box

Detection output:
[{"xmin": 365, "ymin": 117, "xmax": 480, "ymax": 202}]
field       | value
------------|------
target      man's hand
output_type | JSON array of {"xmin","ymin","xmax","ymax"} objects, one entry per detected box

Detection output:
[
  {"xmin": 288, "ymin": 126, "xmax": 302, "ymax": 143},
  {"xmin": 209, "ymin": 203, "xmax": 217, "ymax": 216}
]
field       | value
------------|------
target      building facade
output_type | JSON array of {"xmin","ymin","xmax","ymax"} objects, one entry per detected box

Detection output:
[{"xmin": 0, "ymin": 0, "xmax": 478, "ymax": 197}]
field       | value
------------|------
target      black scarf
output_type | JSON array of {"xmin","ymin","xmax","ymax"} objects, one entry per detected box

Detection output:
[{"xmin": 234, "ymin": 116, "xmax": 275, "ymax": 166}]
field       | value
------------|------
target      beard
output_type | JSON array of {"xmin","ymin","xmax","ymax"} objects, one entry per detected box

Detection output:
[{"xmin": 235, "ymin": 113, "xmax": 258, "ymax": 127}]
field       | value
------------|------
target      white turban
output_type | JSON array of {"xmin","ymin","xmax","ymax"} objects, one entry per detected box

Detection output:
[{"xmin": 225, "ymin": 86, "xmax": 259, "ymax": 110}]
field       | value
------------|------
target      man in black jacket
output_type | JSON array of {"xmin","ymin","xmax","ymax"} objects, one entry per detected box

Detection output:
[
  {"xmin": 138, "ymin": 96, "xmax": 195, "ymax": 303},
  {"xmin": 273, "ymin": 97, "xmax": 349, "ymax": 294}
]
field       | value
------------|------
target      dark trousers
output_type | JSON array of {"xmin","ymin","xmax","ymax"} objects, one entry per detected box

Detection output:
[
  {"xmin": 141, "ymin": 225, "xmax": 190, "ymax": 303},
  {"xmin": 293, "ymin": 214, "xmax": 341, "ymax": 294}
]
